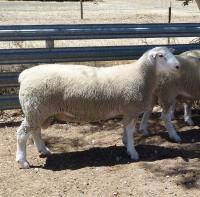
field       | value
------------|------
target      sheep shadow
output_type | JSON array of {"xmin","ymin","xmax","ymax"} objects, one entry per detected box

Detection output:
[
  {"xmin": 0, "ymin": 120, "xmax": 21, "ymax": 128},
  {"xmin": 43, "ymin": 144, "xmax": 200, "ymax": 171},
  {"xmin": 42, "ymin": 129, "xmax": 200, "ymax": 189},
  {"xmin": 153, "ymin": 128, "xmax": 200, "ymax": 144}
]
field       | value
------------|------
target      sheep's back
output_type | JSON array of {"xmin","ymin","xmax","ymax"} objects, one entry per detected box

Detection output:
[{"xmin": 19, "ymin": 63, "xmax": 149, "ymax": 123}]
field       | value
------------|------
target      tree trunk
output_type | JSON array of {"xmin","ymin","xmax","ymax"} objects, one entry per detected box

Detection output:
[{"xmin": 195, "ymin": 0, "xmax": 200, "ymax": 10}]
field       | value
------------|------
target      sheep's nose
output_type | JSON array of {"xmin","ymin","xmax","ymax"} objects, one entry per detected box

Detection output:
[{"xmin": 175, "ymin": 63, "xmax": 180, "ymax": 70}]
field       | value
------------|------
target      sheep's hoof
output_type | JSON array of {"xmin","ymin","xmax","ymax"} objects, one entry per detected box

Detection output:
[
  {"xmin": 170, "ymin": 115, "xmax": 174, "ymax": 120},
  {"xmin": 185, "ymin": 119, "xmax": 195, "ymax": 126},
  {"xmin": 17, "ymin": 159, "xmax": 30, "ymax": 169},
  {"xmin": 128, "ymin": 151, "xmax": 139, "ymax": 161},
  {"xmin": 169, "ymin": 134, "xmax": 182, "ymax": 143},
  {"xmin": 39, "ymin": 147, "xmax": 51, "ymax": 157},
  {"xmin": 139, "ymin": 128, "xmax": 150, "ymax": 136}
]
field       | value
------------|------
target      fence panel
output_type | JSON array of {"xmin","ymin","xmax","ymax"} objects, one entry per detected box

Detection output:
[{"xmin": 0, "ymin": 23, "xmax": 199, "ymax": 109}]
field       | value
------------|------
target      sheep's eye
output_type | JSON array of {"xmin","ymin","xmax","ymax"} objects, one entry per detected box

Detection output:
[{"xmin": 158, "ymin": 54, "xmax": 164, "ymax": 58}]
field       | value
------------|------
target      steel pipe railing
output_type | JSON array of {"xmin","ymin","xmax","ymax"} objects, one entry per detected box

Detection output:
[
  {"xmin": 0, "ymin": 23, "xmax": 199, "ymax": 110},
  {"xmin": 0, "ymin": 72, "xmax": 19, "ymax": 87},
  {"xmin": 0, "ymin": 95, "xmax": 19, "ymax": 110},
  {"xmin": 0, "ymin": 44, "xmax": 199, "ymax": 65},
  {"xmin": 0, "ymin": 23, "xmax": 199, "ymax": 41}
]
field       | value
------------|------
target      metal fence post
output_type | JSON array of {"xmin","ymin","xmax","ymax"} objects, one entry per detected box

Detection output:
[
  {"xmin": 46, "ymin": 40, "xmax": 54, "ymax": 48},
  {"xmin": 168, "ymin": 2, "xmax": 172, "ymax": 44},
  {"xmin": 80, "ymin": 0, "xmax": 83, "ymax": 19}
]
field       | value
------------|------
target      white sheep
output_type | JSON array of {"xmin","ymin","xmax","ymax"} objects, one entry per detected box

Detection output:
[
  {"xmin": 139, "ymin": 53, "xmax": 200, "ymax": 142},
  {"xmin": 177, "ymin": 50, "xmax": 200, "ymax": 125},
  {"xmin": 16, "ymin": 47, "xmax": 180, "ymax": 169},
  {"xmin": 181, "ymin": 49, "xmax": 200, "ymax": 58}
]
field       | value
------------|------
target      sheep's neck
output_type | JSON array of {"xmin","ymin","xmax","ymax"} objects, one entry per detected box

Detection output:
[
  {"xmin": 139, "ymin": 54, "xmax": 156, "ymax": 82},
  {"xmin": 138, "ymin": 55, "xmax": 157, "ymax": 98}
]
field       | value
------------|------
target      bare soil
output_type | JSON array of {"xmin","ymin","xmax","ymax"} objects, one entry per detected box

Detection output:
[
  {"xmin": 0, "ymin": 0, "xmax": 200, "ymax": 197},
  {"xmin": 0, "ymin": 109, "xmax": 200, "ymax": 197}
]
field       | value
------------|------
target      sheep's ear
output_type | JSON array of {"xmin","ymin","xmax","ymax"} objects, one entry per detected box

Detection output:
[{"xmin": 169, "ymin": 48, "xmax": 175, "ymax": 53}]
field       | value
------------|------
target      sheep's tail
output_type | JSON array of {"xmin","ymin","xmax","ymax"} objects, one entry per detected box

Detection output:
[{"xmin": 18, "ymin": 68, "xmax": 32, "ymax": 84}]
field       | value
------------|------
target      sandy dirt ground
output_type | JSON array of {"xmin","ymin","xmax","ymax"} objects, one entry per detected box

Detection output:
[
  {"xmin": 0, "ymin": 0, "xmax": 200, "ymax": 197},
  {"xmin": 1, "ymin": 109, "xmax": 200, "ymax": 197}
]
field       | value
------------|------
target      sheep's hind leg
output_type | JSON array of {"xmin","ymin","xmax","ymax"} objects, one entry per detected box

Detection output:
[
  {"xmin": 139, "ymin": 98, "xmax": 155, "ymax": 135},
  {"xmin": 162, "ymin": 107, "xmax": 181, "ymax": 142},
  {"xmin": 123, "ymin": 118, "xmax": 139, "ymax": 161},
  {"xmin": 16, "ymin": 120, "xmax": 31, "ymax": 169},
  {"xmin": 32, "ymin": 128, "xmax": 51, "ymax": 156},
  {"xmin": 184, "ymin": 103, "xmax": 194, "ymax": 126},
  {"xmin": 170, "ymin": 100, "xmax": 176, "ymax": 120},
  {"xmin": 139, "ymin": 110, "xmax": 152, "ymax": 135}
]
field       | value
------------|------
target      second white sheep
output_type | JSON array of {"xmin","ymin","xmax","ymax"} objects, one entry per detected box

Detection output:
[{"xmin": 139, "ymin": 52, "xmax": 200, "ymax": 142}]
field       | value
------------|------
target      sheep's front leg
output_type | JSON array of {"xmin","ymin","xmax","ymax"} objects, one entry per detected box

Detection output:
[
  {"xmin": 183, "ymin": 103, "xmax": 194, "ymax": 126},
  {"xmin": 32, "ymin": 128, "xmax": 51, "ymax": 156},
  {"xmin": 162, "ymin": 107, "xmax": 181, "ymax": 142},
  {"xmin": 123, "ymin": 118, "xmax": 139, "ymax": 161},
  {"xmin": 16, "ymin": 120, "xmax": 31, "ymax": 169}
]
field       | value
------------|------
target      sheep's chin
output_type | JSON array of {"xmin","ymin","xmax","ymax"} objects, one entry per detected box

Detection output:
[{"xmin": 156, "ymin": 64, "xmax": 176, "ymax": 75}]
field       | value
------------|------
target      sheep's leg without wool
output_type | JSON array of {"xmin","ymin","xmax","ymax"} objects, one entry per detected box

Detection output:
[
  {"xmin": 16, "ymin": 119, "xmax": 31, "ymax": 169},
  {"xmin": 170, "ymin": 100, "xmax": 176, "ymax": 120},
  {"xmin": 161, "ymin": 106, "xmax": 181, "ymax": 142},
  {"xmin": 139, "ymin": 110, "xmax": 152, "ymax": 135},
  {"xmin": 123, "ymin": 118, "xmax": 139, "ymax": 161},
  {"xmin": 183, "ymin": 103, "xmax": 194, "ymax": 126},
  {"xmin": 31, "ymin": 128, "xmax": 51, "ymax": 156}
]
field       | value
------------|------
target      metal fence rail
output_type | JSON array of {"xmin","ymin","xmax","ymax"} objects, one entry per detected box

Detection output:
[
  {"xmin": 0, "ymin": 96, "xmax": 19, "ymax": 110},
  {"xmin": 0, "ymin": 72, "xmax": 18, "ymax": 87},
  {"xmin": 0, "ymin": 23, "xmax": 199, "ymax": 41},
  {"xmin": 0, "ymin": 44, "xmax": 199, "ymax": 65},
  {"xmin": 0, "ymin": 23, "xmax": 199, "ymax": 109}
]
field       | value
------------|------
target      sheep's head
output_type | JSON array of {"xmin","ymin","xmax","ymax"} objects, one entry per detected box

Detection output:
[{"xmin": 148, "ymin": 47, "xmax": 180, "ymax": 74}]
